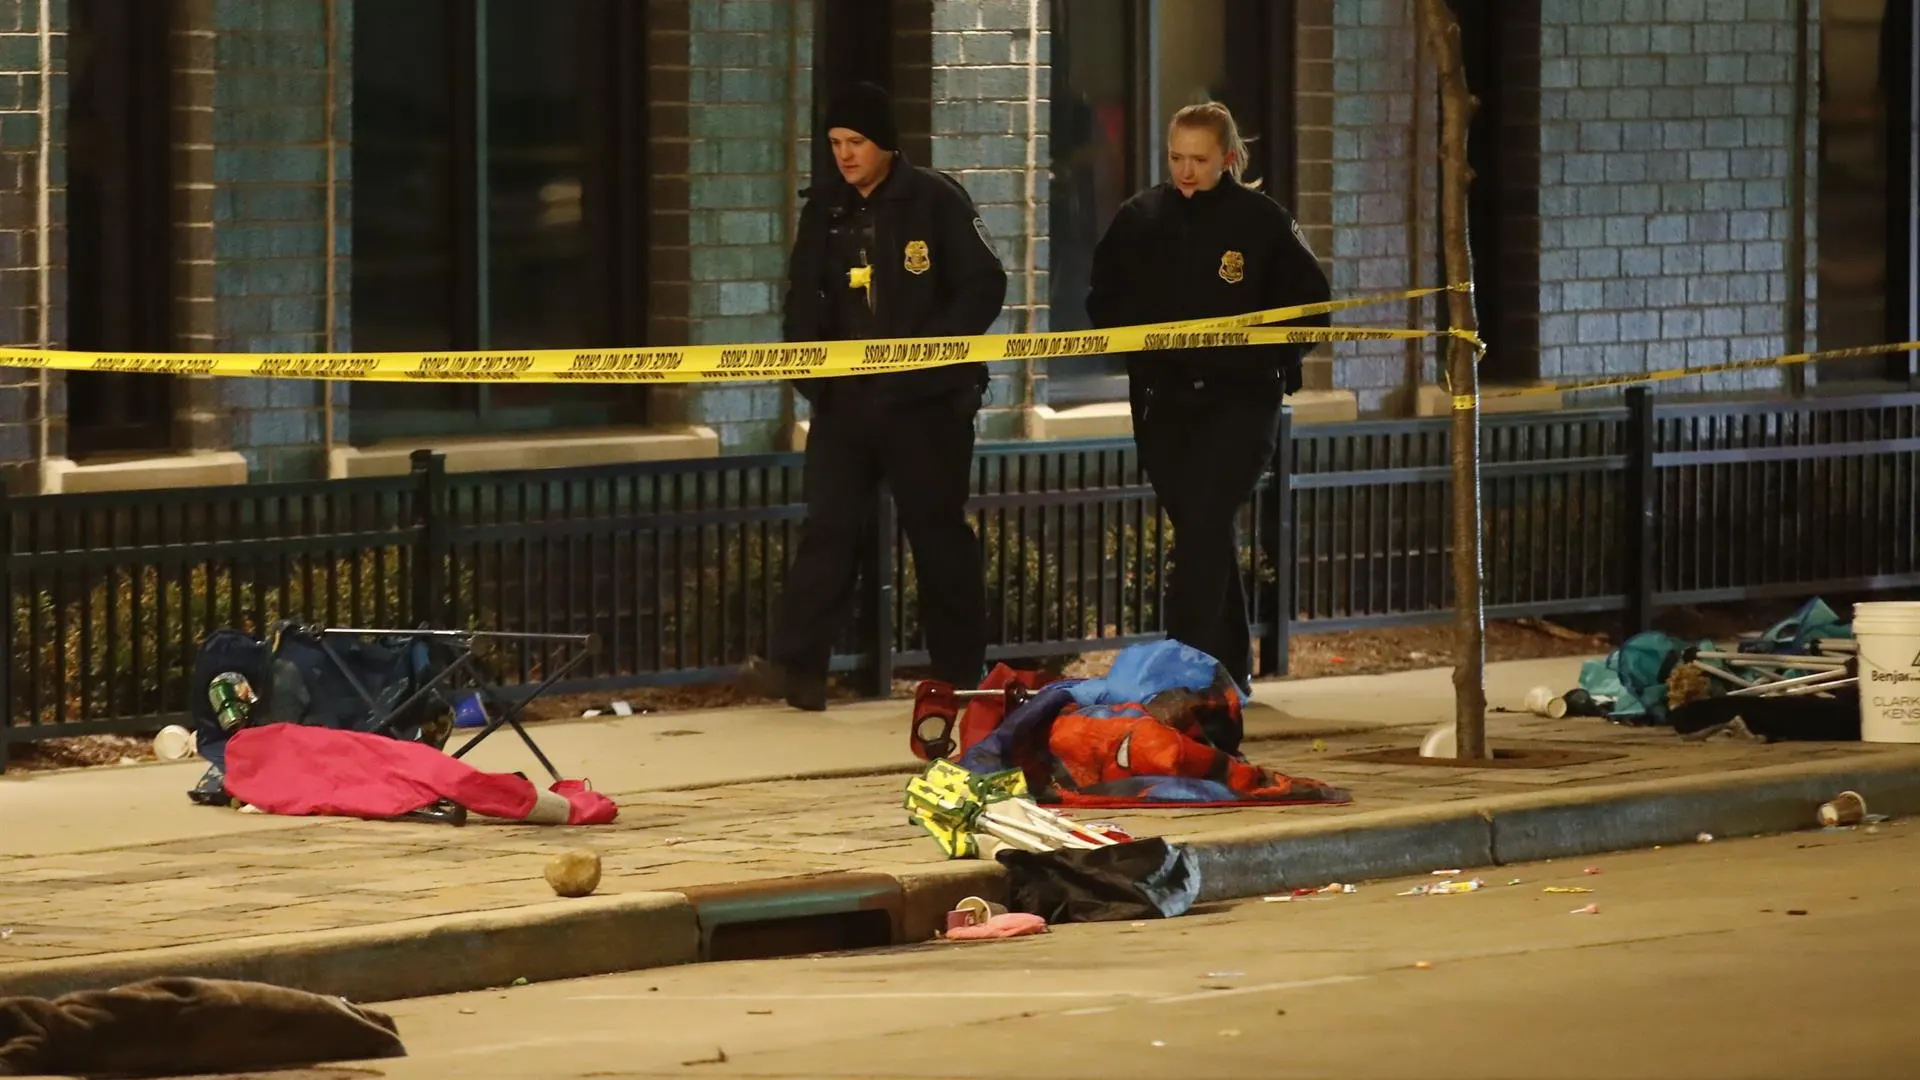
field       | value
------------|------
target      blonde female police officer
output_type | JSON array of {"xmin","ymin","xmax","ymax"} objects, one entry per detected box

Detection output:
[
  {"xmin": 744, "ymin": 82, "xmax": 1008, "ymax": 711},
  {"xmin": 1087, "ymin": 102, "xmax": 1330, "ymax": 699}
]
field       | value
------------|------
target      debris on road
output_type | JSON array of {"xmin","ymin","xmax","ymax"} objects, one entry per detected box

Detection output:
[
  {"xmin": 1544, "ymin": 886, "xmax": 1593, "ymax": 894},
  {"xmin": 1414, "ymin": 960, "xmax": 1432, "ymax": 969},
  {"xmin": 1697, "ymin": 832, "xmax": 1715, "ymax": 843},
  {"xmin": 544, "ymin": 850, "xmax": 602, "ymax": 898},
  {"xmin": 1818, "ymin": 790, "xmax": 1867, "ymax": 828},
  {"xmin": 1402, "ymin": 878, "xmax": 1484, "ymax": 896},
  {"xmin": 945, "ymin": 911, "xmax": 1047, "ymax": 941},
  {"xmin": 1570, "ymin": 903, "xmax": 1600, "ymax": 915},
  {"xmin": 682, "ymin": 1048, "xmax": 729, "ymax": 1067},
  {"xmin": 1583, "ymin": 866, "xmax": 1602, "ymax": 875}
]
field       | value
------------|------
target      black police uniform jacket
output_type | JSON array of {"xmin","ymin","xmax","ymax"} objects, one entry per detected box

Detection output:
[
  {"xmin": 1085, "ymin": 177, "xmax": 1330, "ymax": 404},
  {"xmin": 783, "ymin": 154, "xmax": 1009, "ymax": 407}
]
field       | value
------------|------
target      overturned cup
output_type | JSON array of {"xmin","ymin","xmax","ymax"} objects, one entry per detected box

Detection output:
[
  {"xmin": 1818, "ymin": 790, "xmax": 1868, "ymax": 828},
  {"xmin": 946, "ymin": 895, "xmax": 1009, "ymax": 932},
  {"xmin": 1524, "ymin": 686, "xmax": 1569, "ymax": 719},
  {"xmin": 152, "ymin": 724, "xmax": 198, "ymax": 762}
]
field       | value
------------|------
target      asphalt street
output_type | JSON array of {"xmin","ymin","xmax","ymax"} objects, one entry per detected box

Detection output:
[{"xmin": 350, "ymin": 822, "xmax": 1918, "ymax": 1080}]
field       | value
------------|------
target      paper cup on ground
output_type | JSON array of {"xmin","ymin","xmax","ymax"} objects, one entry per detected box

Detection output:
[
  {"xmin": 1818, "ymin": 790, "xmax": 1867, "ymax": 827},
  {"xmin": 153, "ymin": 725, "xmax": 197, "ymax": 762},
  {"xmin": 955, "ymin": 896, "xmax": 1008, "ymax": 925},
  {"xmin": 1524, "ymin": 686, "xmax": 1557, "ymax": 716}
]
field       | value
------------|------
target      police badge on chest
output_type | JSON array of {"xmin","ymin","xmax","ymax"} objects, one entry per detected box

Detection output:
[
  {"xmin": 904, "ymin": 239, "xmax": 931, "ymax": 275},
  {"xmin": 1219, "ymin": 249, "xmax": 1245, "ymax": 284}
]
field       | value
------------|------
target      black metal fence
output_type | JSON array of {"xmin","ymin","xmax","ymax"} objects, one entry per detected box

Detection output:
[{"xmin": 7, "ymin": 387, "xmax": 1919, "ymax": 745}]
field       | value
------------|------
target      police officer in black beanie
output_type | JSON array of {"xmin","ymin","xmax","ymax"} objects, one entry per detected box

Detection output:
[{"xmin": 742, "ymin": 82, "xmax": 1008, "ymax": 711}]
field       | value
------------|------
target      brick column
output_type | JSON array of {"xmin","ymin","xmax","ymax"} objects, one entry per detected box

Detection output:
[
  {"xmin": 648, "ymin": 0, "xmax": 813, "ymax": 453},
  {"xmin": 171, "ymin": 0, "xmax": 349, "ymax": 479},
  {"xmin": 0, "ymin": 0, "xmax": 65, "ymax": 488},
  {"xmin": 925, "ymin": 0, "xmax": 1046, "ymax": 439},
  {"xmin": 1293, "ymin": 0, "xmax": 1434, "ymax": 415}
]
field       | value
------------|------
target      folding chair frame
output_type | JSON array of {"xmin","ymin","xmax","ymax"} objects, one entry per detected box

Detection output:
[{"xmin": 301, "ymin": 626, "xmax": 596, "ymax": 785}]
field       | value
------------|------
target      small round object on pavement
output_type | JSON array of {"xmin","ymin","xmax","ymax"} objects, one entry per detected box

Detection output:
[{"xmin": 545, "ymin": 850, "xmax": 602, "ymax": 898}]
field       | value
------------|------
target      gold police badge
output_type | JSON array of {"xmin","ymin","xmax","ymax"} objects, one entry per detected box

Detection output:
[
  {"xmin": 904, "ymin": 239, "xmax": 931, "ymax": 275},
  {"xmin": 1219, "ymin": 249, "xmax": 1245, "ymax": 284}
]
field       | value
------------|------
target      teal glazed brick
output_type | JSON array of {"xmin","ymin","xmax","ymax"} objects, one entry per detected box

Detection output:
[
  {"xmin": 0, "ymin": 113, "xmax": 38, "ymax": 148},
  {"xmin": 688, "ymin": 173, "xmax": 786, "ymax": 210},
  {"xmin": 715, "ymin": 210, "xmax": 778, "ymax": 246},
  {"xmin": 213, "ymin": 146, "xmax": 327, "ymax": 185},
  {"xmin": 690, "ymin": 314, "xmax": 781, "ymax": 346},
  {"xmin": 213, "ymin": 107, "xmax": 327, "ymax": 144},
  {"xmin": 0, "ymin": 34, "xmax": 40, "ymax": 71},
  {"xmin": 717, "ymin": 281, "xmax": 774, "ymax": 317},
  {"xmin": 713, "ymin": 139, "xmax": 780, "ymax": 173},
  {"xmin": 691, "ymin": 102, "xmax": 785, "ymax": 139},
  {"xmin": 266, "ymin": 379, "xmax": 321, "ymax": 409},
  {"xmin": 258, "ymin": 0, "xmax": 325, "ymax": 33},
  {"xmin": 234, "ymin": 186, "xmax": 326, "ymax": 222},
  {"xmin": 269, "ymin": 296, "xmax": 322, "ymax": 333}
]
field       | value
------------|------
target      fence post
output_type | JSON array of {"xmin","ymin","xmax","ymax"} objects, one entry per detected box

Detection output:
[
  {"xmin": 1622, "ymin": 386, "xmax": 1656, "ymax": 635},
  {"xmin": 1258, "ymin": 404, "xmax": 1294, "ymax": 678},
  {"xmin": 0, "ymin": 485, "xmax": 12, "ymax": 764},
  {"xmin": 858, "ymin": 489, "xmax": 896, "ymax": 698},
  {"xmin": 410, "ymin": 450, "xmax": 449, "ymax": 629}
]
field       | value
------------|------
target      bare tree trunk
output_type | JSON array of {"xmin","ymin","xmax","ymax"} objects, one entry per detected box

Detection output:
[{"xmin": 1417, "ymin": 0, "xmax": 1489, "ymax": 759}]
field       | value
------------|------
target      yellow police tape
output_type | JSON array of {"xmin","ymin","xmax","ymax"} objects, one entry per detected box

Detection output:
[
  {"xmin": 0, "ymin": 284, "xmax": 1476, "ymax": 385},
  {"xmin": 5, "ymin": 274, "xmax": 1909, "ymax": 404},
  {"xmin": 1486, "ymin": 340, "xmax": 1920, "ymax": 400},
  {"xmin": 1452, "ymin": 339, "xmax": 1920, "ymax": 409}
]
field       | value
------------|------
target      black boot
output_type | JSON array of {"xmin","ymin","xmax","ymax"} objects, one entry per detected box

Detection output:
[{"xmin": 739, "ymin": 658, "xmax": 828, "ymax": 712}]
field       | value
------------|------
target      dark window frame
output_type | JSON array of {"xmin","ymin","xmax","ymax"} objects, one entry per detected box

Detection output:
[
  {"xmin": 349, "ymin": 0, "xmax": 652, "ymax": 444},
  {"xmin": 64, "ymin": 0, "xmax": 176, "ymax": 459},
  {"xmin": 1046, "ymin": 0, "xmax": 1297, "ymax": 408}
]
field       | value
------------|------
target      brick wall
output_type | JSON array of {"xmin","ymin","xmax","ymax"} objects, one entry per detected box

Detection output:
[
  {"xmin": 926, "ymin": 0, "xmax": 1043, "ymax": 437},
  {"xmin": 1536, "ymin": 0, "xmax": 1819, "ymax": 393},
  {"xmin": 648, "ymin": 0, "xmax": 811, "ymax": 452},
  {"xmin": 173, "ymin": 0, "xmax": 348, "ymax": 479},
  {"xmin": 0, "ymin": 0, "xmax": 64, "ymax": 482},
  {"xmin": 1295, "ymin": 0, "xmax": 1439, "ymax": 414}
]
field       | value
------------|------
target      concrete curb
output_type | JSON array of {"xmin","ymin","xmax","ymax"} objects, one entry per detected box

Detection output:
[
  {"xmin": 0, "ymin": 891, "xmax": 701, "ymax": 1004},
  {"xmin": 1183, "ymin": 752, "xmax": 1920, "ymax": 901},
  {"xmin": 5, "ymin": 752, "xmax": 1916, "ymax": 1003}
]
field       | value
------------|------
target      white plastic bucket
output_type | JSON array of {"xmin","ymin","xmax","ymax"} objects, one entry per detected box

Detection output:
[{"xmin": 1852, "ymin": 601, "xmax": 1920, "ymax": 743}]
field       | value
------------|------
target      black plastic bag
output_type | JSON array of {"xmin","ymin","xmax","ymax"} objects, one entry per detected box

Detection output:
[{"xmin": 997, "ymin": 838, "xmax": 1202, "ymax": 923}]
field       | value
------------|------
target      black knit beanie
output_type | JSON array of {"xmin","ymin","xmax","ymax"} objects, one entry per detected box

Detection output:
[{"xmin": 824, "ymin": 81, "xmax": 899, "ymax": 151}]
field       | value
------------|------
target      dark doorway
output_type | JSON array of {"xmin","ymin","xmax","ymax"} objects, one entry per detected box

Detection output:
[
  {"xmin": 65, "ymin": 0, "xmax": 175, "ymax": 458},
  {"xmin": 1456, "ymin": 0, "xmax": 1542, "ymax": 385},
  {"xmin": 1818, "ymin": 0, "xmax": 1917, "ymax": 385}
]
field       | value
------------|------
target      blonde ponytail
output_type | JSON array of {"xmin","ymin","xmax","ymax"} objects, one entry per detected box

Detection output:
[{"xmin": 1169, "ymin": 101, "xmax": 1261, "ymax": 190}]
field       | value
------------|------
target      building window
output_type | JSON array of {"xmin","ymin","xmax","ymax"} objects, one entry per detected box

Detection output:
[
  {"xmin": 1819, "ymin": 0, "xmax": 1918, "ymax": 384},
  {"xmin": 349, "ymin": 0, "xmax": 650, "ymax": 444},
  {"xmin": 65, "ymin": 0, "xmax": 175, "ymax": 459},
  {"xmin": 1047, "ymin": 0, "xmax": 1141, "ymax": 407}
]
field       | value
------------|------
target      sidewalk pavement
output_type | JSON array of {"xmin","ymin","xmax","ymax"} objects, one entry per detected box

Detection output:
[{"xmin": 4, "ymin": 655, "xmax": 1917, "ymax": 1005}]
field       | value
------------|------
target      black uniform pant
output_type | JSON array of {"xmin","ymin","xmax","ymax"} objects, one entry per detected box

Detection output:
[
  {"xmin": 1135, "ymin": 386, "xmax": 1283, "ymax": 691},
  {"xmin": 771, "ymin": 389, "xmax": 987, "ymax": 689}
]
